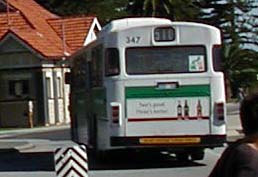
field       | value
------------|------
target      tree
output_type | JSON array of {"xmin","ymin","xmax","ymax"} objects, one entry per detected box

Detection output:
[
  {"xmin": 196, "ymin": 0, "xmax": 258, "ymax": 47},
  {"xmin": 82, "ymin": 0, "xmax": 129, "ymax": 23},
  {"xmin": 36, "ymin": 0, "xmax": 129, "ymax": 24},
  {"xmin": 127, "ymin": 0, "xmax": 200, "ymax": 21},
  {"xmin": 36, "ymin": 0, "xmax": 88, "ymax": 15},
  {"xmin": 222, "ymin": 44, "xmax": 258, "ymax": 97},
  {"xmin": 196, "ymin": 0, "xmax": 258, "ymax": 98}
]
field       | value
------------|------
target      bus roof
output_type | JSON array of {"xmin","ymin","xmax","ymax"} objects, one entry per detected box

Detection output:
[
  {"xmin": 99, "ymin": 18, "xmax": 219, "ymax": 36},
  {"xmin": 101, "ymin": 18, "xmax": 172, "ymax": 33}
]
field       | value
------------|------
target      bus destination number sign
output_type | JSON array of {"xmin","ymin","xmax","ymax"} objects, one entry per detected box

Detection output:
[
  {"xmin": 154, "ymin": 27, "xmax": 175, "ymax": 42},
  {"xmin": 126, "ymin": 36, "xmax": 141, "ymax": 44}
]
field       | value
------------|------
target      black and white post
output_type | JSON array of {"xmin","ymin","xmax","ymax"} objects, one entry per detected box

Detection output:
[{"xmin": 54, "ymin": 145, "xmax": 88, "ymax": 177}]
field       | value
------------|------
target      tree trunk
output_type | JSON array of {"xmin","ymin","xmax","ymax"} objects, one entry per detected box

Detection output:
[{"xmin": 225, "ymin": 77, "xmax": 232, "ymax": 101}]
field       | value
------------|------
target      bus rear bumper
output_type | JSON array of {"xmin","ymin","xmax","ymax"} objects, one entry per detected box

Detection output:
[{"xmin": 110, "ymin": 135, "xmax": 226, "ymax": 149}]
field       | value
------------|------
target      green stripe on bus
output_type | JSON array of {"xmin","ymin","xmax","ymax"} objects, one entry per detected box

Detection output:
[{"xmin": 126, "ymin": 85, "xmax": 210, "ymax": 99}]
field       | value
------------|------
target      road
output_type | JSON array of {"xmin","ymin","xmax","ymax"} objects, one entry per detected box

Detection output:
[
  {"xmin": 0, "ymin": 139, "xmax": 224, "ymax": 177},
  {"xmin": 0, "ymin": 103, "xmax": 241, "ymax": 177}
]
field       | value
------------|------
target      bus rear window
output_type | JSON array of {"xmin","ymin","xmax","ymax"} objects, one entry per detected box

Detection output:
[
  {"xmin": 105, "ymin": 48, "xmax": 120, "ymax": 76},
  {"xmin": 126, "ymin": 46, "xmax": 206, "ymax": 74},
  {"xmin": 213, "ymin": 45, "xmax": 222, "ymax": 71}
]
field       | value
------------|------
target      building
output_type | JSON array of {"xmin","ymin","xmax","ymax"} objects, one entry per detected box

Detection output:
[{"xmin": 0, "ymin": 0, "xmax": 101, "ymax": 127}]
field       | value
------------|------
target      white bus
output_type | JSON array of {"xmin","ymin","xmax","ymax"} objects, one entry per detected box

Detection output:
[{"xmin": 68, "ymin": 18, "xmax": 226, "ymax": 161}]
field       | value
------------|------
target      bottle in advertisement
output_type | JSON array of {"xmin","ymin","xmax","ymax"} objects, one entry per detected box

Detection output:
[
  {"xmin": 184, "ymin": 100, "xmax": 189, "ymax": 118},
  {"xmin": 177, "ymin": 100, "xmax": 182, "ymax": 118},
  {"xmin": 197, "ymin": 99, "xmax": 202, "ymax": 118}
]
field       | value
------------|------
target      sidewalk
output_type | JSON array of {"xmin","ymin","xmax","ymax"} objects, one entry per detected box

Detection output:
[
  {"xmin": 227, "ymin": 126, "xmax": 243, "ymax": 142},
  {"xmin": 0, "ymin": 124, "xmax": 70, "ymax": 151},
  {"xmin": 0, "ymin": 140, "xmax": 34, "ymax": 152},
  {"xmin": 0, "ymin": 124, "xmax": 70, "ymax": 138},
  {"xmin": 226, "ymin": 103, "xmax": 243, "ymax": 142}
]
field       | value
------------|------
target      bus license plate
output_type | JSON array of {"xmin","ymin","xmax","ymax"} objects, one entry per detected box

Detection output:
[{"xmin": 139, "ymin": 137, "xmax": 201, "ymax": 144}]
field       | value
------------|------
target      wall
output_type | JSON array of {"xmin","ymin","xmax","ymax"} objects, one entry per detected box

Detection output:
[{"xmin": 0, "ymin": 35, "xmax": 71, "ymax": 127}]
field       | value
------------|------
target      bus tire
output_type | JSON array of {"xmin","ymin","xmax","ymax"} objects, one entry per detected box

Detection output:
[
  {"xmin": 190, "ymin": 150, "xmax": 205, "ymax": 161},
  {"xmin": 176, "ymin": 152, "xmax": 189, "ymax": 162},
  {"xmin": 96, "ymin": 150, "xmax": 112, "ymax": 162}
]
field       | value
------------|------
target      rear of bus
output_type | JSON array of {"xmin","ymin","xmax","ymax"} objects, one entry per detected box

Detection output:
[{"xmin": 103, "ymin": 19, "xmax": 226, "ymax": 159}]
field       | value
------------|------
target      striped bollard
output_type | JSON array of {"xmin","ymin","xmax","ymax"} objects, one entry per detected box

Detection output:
[{"xmin": 54, "ymin": 145, "xmax": 88, "ymax": 177}]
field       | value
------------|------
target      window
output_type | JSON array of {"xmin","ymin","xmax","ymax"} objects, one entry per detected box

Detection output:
[
  {"xmin": 57, "ymin": 77, "xmax": 63, "ymax": 98},
  {"xmin": 85, "ymin": 62, "xmax": 92, "ymax": 90},
  {"xmin": 154, "ymin": 27, "xmax": 175, "ymax": 42},
  {"xmin": 9, "ymin": 80, "xmax": 29, "ymax": 97},
  {"xmin": 72, "ymin": 55, "xmax": 88, "ymax": 89},
  {"xmin": 91, "ymin": 45, "xmax": 103, "ymax": 87},
  {"xmin": 105, "ymin": 48, "xmax": 120, "ymax": 76},
  {"xmin": 46, "ymin": 78, "xmax": 53, "ymax": 99},
  {"xmin": 213, "ymin": 45, "xmax": 222, "ymax": 71},
  {"xmin": 126, "ymin": 46, "xmax": 206, "ymax": 74}
]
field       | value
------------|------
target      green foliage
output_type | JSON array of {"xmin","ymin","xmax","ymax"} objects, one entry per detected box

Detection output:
[
  {"xmin": 36, "ymin": 0, "xmax": 129, "ymax": 24},
  {"xmin": 196, "ymin": 0, "xmax": 258, "ymax": 45},
  {"xmin": 127, "ymin": 0, "xmax": 200, "ymax": 21},
  {"xmin": 83, "ymin": 0, "xmax": 129, "ymax": 23},
  {"xmin": 196, "ymin": 0, "xmax": 258, "ymax": 97},
  {"xmin": 222, "ymin": 44, "xmax": 258, "ymax": 96}
]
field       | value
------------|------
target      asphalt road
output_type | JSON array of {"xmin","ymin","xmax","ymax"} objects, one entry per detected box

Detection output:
[
  {"xmin": 0, "ymin": 102, "xmax": 242, "ymax": 177},
  {"xmin": 0, "ymin": 143, "xmax": 224, "ymax": 177}
]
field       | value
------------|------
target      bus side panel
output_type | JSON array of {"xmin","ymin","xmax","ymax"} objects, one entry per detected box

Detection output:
[
  {"xmin": 92, "ymin": 87, "xmax": 109, "ymax": 150},
  {"xmin": 71, "ymin": 91, "xmax": 91, "ymax": 145},
  {"xmin": 210, "ymin": 72, "xmax": 226, "ymax": 135},
  {"xmin": 99, "ymin": 80, "xmax": 126, "ymax": 150}
]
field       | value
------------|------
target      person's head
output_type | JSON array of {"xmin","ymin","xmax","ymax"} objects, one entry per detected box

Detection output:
[{"xmin": 240, "ymin": 93, "xmax": 258, "ymax": 136}]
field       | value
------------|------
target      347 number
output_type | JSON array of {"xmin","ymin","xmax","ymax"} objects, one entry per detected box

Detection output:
[{"xmin": 126, "ymin": 36, "xmax": 141, "ymax": 44}]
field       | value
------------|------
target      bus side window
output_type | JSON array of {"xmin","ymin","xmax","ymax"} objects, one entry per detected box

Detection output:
[
  {"xmin": 91, "ymin": 45, "xmax": 103, "ymax": 87},
  {"xmin": 105, "ymin": 48, "xmax": 120, "ymax": 76},
  {"xmin": 86, "ymin": 61, "xmax": 92, "ymax": 90},
  {"xmin": 72, "ymin": 57, "xmax": 83, "ymax": 88},
  {"xmin": 213, "ymin": 45, "xmax": 222, "ymax": 71}
]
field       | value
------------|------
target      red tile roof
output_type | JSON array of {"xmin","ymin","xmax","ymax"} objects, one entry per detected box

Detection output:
[
  {"xmin": 0, "ymin": 12, "xmax": 31, "ymax": 33},
  {"xmin": 0, "ymin": 0, "xmax": 99, "ymax": 59},
  {"xmin": 48, "ymin": 16, "xmax": 96, "ymax": 52}
]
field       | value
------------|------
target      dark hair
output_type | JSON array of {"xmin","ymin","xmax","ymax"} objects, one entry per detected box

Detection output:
[{"xmin": 240, "ymin": 93, "xmax": 258, "ymax": 136}]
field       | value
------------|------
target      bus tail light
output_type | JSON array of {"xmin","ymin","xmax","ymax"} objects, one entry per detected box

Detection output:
[
  {"xmin": 111, "ymin": 102, "xmax": 121, "ymax": 124},
  {"xmin": 215, "ymin": 102, "xmax": 225, "ymax": 121}
]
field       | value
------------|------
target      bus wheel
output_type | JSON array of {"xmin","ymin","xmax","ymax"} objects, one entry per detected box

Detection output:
[
  {"xmin": 190, "ymin": 150, "xmax": 205, "ymax": 161},
  {"xmin": 96, "ymin": 150, "xmax": 113, "ymax": 162},
  {"xmin": 176, "ymin": 152, "xmax": 189, "ymax": 162}
]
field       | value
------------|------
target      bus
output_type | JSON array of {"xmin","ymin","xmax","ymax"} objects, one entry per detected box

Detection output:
[{"xmin": 67, "ymin": 17, "xmax": 226, "ymax": 161}]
